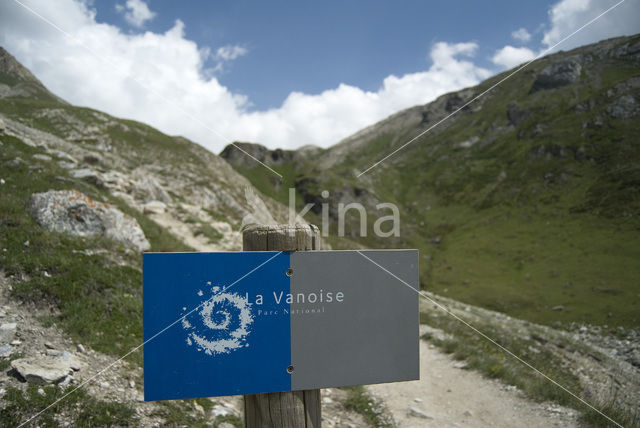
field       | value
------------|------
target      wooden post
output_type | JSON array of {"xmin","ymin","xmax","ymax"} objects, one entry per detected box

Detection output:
[{"xmin": 243, "ymin": 224, "xmax": 322, "ymax": 428}]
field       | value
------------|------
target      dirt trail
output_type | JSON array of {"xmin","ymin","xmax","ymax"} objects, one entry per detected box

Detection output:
[{"xmin": 367, "ymin": 326, "xmax": 579, "ymax": 428}]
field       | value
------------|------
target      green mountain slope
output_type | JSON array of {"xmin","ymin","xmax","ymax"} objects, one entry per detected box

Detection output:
[
  {"xmin": 222, "ymin": 34, "xmax": 640, "ymax": 329},
  {"xmin": 0, "ymin": 46, "xmax": 290, "ymax": 425}
]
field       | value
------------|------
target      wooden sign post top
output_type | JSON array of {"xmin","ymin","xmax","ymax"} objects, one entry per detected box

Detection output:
[{"xmin": 243, "ymin": 224, "xmax": 321, "ymax": 428}]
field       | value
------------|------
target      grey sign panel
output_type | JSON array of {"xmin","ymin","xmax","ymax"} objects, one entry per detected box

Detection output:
[{"xmin": 289, "ymin": 250, "xmax": 419, "ymax": 390}]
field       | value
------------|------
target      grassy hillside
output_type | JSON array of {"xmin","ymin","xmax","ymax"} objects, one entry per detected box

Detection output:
[{"xmin": 224, "ymin": 34, "xmax": 640, "ymax": 330}]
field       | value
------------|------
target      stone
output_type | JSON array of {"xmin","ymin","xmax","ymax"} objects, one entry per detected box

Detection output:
[
  {"xmin": 82, "ymin": 153, "xmax": 103, "ymax": 165},
  {"xmin": 552, "ymin": 305, "xmax": 564, "ymax": 311},
  {"xmin": 131, "ymin": 172, "xmax": 171, "ymax": 203},
  {"xmin": 211, "ymin": 404, "xmax": 235, "ymax": 417},
  {"xmin": 11, "ymin": 353, "xmax": 81, "ymax": 385},
  {"xmin": 606, "ymin": 95, "xmax": 639, "ymax": 118},
  {"xmin": 44, "ymin": 342, "xmax": 55, "ymax": 349},
  {"xmin": 217, "ymin": 423, "xmax": 235, "ymax": 428},
  {"xmin": 32, "ymin": 154, "xmax": 52, "ymax": 162},
  {"xmin": 76, "ymin": 343, "xmax": 86, "ymax": 353},
  {"xmin": 531, "ymin": 56, "xmax": 582, "ymax": 92},
  {"xmin": 69, "ymin": 168, "xmax": 105, "ymax": 189},
  {"xmin": 507, "ymin": 101, "xmax": 531, "ymax": 126},
  {"xmin": 0, "ymin": 322, "xmax": 17, "ymax": 344},
  {"xmin": 129, "ymin": 379, "xmax": 135, "ymax": 388},
  {"xmin": 0, "ymin": 344, "xmax": 13, "ymax": 357},
  {"xmin": 407, "ymin": 406, "xmax": 433, "ymax": 419},
  {"xmin": 143, "ymin": 201, "xmax": 167, "ymax": 215},
  {"xmin": 28, "ymin": 189, "xmax": 150, "ymax": 252},
  {"xmin": 0, "ymin": 117, "xmax": 5, "ymax": 133}
]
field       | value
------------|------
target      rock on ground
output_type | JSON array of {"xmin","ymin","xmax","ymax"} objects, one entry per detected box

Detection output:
[
  {"xmin": 11, "ymin": 351, "xmax": 83, "ymax": 385},
  {"xmin": 28, "ymin": 189, "xmax": 150, "ymax": 252}
]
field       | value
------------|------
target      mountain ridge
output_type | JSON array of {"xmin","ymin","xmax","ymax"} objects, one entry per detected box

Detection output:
[
  {"xmin": 1, "ymin": 37, "xmax": 639, "ymax": 427},
  {"xmin": 221, "ymin": 33, "xmax": 640, "ymax": 329}
]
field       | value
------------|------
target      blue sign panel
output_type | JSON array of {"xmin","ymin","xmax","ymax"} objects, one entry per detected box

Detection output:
[
  {"xmin": 144, "ymin": 250, "xmax": 418, "ymax": 401},
  {"xmin": 144, "ymin": 252, "xmax": 291, "ymax": 401}
]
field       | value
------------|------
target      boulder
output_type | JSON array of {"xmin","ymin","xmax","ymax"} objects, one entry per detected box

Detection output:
[
  {"xmin": 531, "ymin": 56, "xmax": 582, "ymax": 92},
  {"xmin": 0, "ymin": 322, "xmax": 17, "ymax": 344},
  {"xmin": 70, "ymin": 168, "xmax": 105, "ymax": 189},
  {"xmin": 10, "ymin": 352, "xmax": 82, "ymax": 385},
  {"xmin": 0, "ymin": 344, "xmax": 13, "ymax": 357},
  {"xmin": 143, "ymin": 200, "xmax": 167, "ymax": 215},
  {"xmin": 606, "ymin": 95, "xmax": 639, "ymax": 118},
  {"xmin": 131, "ymin": 172, "xmax": 171, "ymax": 203},
  {"xmin": 28, "ymin": 189, "xmax": 150, "ymax": 252}
]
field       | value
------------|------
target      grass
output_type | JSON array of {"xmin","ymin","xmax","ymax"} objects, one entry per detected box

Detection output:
[
  {"xmin": 0, "ymin": 385, "xmax": 136, "ymax": 427},
  {"xmin": 220, "ymin": 34, "xmax": 640, "ymax": 332},
  {"xmin": 0, "ymin": 133, "xmax": 190, "ymax": 361},
  {"xmin": 194, "ymin": 223, "xmax": 223, "ymax": 243},
  {"xmin": 343, "ymin": 385, "xmax": 395, "ymax": 428}
]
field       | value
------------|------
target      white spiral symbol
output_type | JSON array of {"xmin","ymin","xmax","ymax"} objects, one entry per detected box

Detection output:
[{"xmin": 182, "ymin": 287, "xmax": 253, "ymax": 355}]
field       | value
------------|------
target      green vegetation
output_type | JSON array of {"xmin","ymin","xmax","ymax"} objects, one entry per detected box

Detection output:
[
  {"xmin": 151, "ymin": 398, "xmax": 241, "ymax": 428},
  {"xmin": 229, "ymin": 35, "xmax": 640, "ymax": 330},
  {"xmin": 0, "ymin": 133, "xmax": 190, "ymax": 360},
  {"xmin": 194, "ymin": 222, "xmax": 223, "ymax": 243},
  {"xmin": 343, "ymin": 385, "xmax": 394, "ymax": 428},
  {"xmin": 0, "ymin": 385, "xmax": 135, "ymax": 427}
]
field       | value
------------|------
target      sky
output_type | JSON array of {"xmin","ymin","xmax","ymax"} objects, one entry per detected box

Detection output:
[{"xmin": 0, "ymin": 0, "xmax": 639, "ymax": 153}]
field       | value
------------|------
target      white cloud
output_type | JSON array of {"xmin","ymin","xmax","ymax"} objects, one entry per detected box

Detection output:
[
  {"xmin": 511, "ymin": 28, "xmax": 531, "ymax": 43},
  {"xmin": 542, "ymin": 0, "xmax": 640, "ymax": 50},
  {"xmin": 493, "ymin": 0, "xmax": 640, "ymax": 70},
  {"xmin": 492, "ymin": 46, "xmax": 537, "ymax": 69},
  {"xmin": 116, "ymin": 0, "xmax": 155, "ymax": 28},
  {"xmin": 215, "ymin": 45, "xmax": 248, "ymax": 62},
  {"xmin": 0, "ymin": 0, "xmax": 491, "ymax": 152}
]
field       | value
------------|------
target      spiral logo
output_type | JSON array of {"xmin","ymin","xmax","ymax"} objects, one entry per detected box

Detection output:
[{"xmin": 181, "ymin": 286, "xmax": 253, "ymax": 355}]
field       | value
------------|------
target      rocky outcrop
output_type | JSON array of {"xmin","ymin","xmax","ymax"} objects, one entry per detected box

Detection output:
[
  {"xmin": 220, "ymin": 142, "xmax": 295, "ymax": 169},
  {"xmin": 11, "ymin": 351, "xmax": 83, "ymax": 385},
  {"xmin": 507, "ymin": 101, "xmax": 531, "ymax": 126},
  {"xmin": 606, "ymin": 94, "xmax": 639, "ymax": 118},
  {"xmin": 530, "ymin": 56, "xmax": 582, "ymax": 93},
  {"xmin": 28, "ymin": 189, "xmax": 150, "ymax": 252},
  {"xmin": 0, "ymin": 47, "xmax": 67, "ymax": 103},
  {"xmin": 220, "ymin": 141, "xmax": 321, "ymax": 170}
]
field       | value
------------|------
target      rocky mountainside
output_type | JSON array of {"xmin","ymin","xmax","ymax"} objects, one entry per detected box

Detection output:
[
  {"xmin": 0, "ymin": 47, "xmax": 352, "ymax": 427},
  {"xmin": 222, "ymin": 34, "xmax": 640, "ymax": 330},
  {"xmin": 1, "ymin": 36, "xmax": 639, "ymax": 427}
]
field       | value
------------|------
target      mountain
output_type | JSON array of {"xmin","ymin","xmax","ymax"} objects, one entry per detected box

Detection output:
[
  {"xmin": 1, "ymin": 37, "xmax": 639, "ymax": 427},
  {"xmin": 221, "ymin": 34, "xmax": 640, "ymax": 329},
  {"xmin": 0, "ymin": 47, "xmax": 66, "ymax": 103},
  {"xmin": 0, "ymin": 47, "xmax": 302, "ymax": 426}
]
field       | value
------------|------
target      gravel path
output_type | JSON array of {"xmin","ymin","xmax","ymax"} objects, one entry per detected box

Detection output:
[{"xmin": 367, "ymin": 326, "xmax": 580, "ymax": 428}]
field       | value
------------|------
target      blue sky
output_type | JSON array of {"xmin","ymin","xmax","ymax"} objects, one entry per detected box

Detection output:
[
  {"xmin": 1, "ymin": 0, "xmax": 639, "ymax": 152},
  {"xmin": 95, "ymin": 1, "xmax": 551, "ymax": 110}
]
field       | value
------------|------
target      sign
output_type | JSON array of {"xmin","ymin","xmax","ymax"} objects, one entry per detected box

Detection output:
[{"xmin": 143, "ymin": 250, "xmax": 418, "ymax": 401}]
